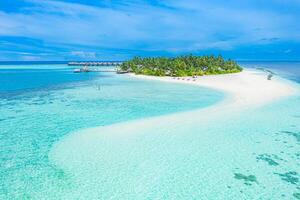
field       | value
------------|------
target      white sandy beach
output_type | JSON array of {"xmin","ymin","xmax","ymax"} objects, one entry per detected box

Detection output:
[{"xmin": 130, "ymin": 69, "xmax": 297, "ymax": 110}]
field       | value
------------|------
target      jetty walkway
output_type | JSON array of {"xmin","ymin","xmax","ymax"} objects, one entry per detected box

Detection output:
[{"xmin": 68, "ymin": 61, "xmax": 122, "ymax": 66}]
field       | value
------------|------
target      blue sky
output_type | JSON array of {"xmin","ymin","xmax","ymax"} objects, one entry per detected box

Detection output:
[{"xmin": 0, "ymin": 0, "xmax": 300, "ymax": 61}]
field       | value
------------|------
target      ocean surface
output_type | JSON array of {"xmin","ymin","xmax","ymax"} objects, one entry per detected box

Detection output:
[{"xmin": 0, "ymin": 62, "xmax": 299, "ymax": 199}]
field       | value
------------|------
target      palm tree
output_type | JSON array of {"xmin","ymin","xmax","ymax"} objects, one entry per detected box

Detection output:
[{"xmin": 120, "ymin": 55, "xmax": 242, "ymax": 77}]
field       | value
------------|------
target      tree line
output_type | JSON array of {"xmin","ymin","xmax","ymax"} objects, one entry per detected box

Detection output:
[{"xmin": 118, "ymin": 55, "xmax": 242, "ymax": 76}]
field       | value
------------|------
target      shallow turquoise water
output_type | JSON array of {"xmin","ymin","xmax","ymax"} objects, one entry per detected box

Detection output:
[
  {"xmin": 1, "ymin": 62, "xmax": 300, "ymax": 199},
  {"xmin": 50, "ymin": 62, "xmax": 300, "ymax": 199},
  {"xmin": 51, "ymin": 94, "xmax": 300, "ymax": 199},
  {"xmin": 0, "ymin": 65, "xmax": 224, "ymax": 199}
]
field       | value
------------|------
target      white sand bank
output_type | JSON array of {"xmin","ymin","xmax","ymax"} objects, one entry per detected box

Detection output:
[{"xmin": 129, "ymin": 69, "xmax": 297, "ymax": 110}]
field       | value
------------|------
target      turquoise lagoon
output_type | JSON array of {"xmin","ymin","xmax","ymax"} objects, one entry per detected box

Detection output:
[{"xmin": 0, "ymin": 62, "xmax": 300, "ymax": 199}]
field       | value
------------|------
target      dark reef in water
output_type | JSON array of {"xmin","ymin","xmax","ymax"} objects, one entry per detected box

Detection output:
[
  {"xmin": 281, "ymin": 130, "xmax": 300, "ymax": 143},
  {"xmin": 256, "ymin": 154, "xmax": 284, "ymax": 166},
  {"xmin": 294, "ymin": 193, "xmax": 300, "ymax": 199},
  {"xmin": 274, "ymin": 171, "xmax": 299, "ymax": 185},
  {"xmin": 234, "ymin": 173, "xmax": 258, "ymax": 186}
]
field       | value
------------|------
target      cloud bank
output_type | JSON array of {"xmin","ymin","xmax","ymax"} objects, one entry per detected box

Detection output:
[{"xmin": 0, "ymin": 0, "xmax": 299, "ymax": 60}]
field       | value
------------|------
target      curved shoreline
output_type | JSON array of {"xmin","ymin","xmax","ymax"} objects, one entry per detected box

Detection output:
[
  {"xmin": 50, "ymin": 68, "xmax": 298, "ymax": 146},
  {"xmin": 51, "ymin": 68, "xmax": 298, "ymax": 141},
  {"xmin": 128, "ymin": 68, "xmax": 297, "ymax": 111}
]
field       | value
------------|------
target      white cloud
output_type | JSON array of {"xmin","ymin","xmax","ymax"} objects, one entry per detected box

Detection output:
[
  {"xmin": 21, "ymin": 55, "xmax": 42, "ymax": 61},
  {"xmin": 284, "ymin": 49, "xmax": 292, "ymax": 53},
  {"xmin": 71, "ymin": 51, "xmax": 97, "ymax": 59}
]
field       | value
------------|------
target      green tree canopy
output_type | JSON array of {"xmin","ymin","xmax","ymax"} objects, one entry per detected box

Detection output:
[{"xmin": 118, "ymin": 55, "xmax": 242, "ymax": 77}]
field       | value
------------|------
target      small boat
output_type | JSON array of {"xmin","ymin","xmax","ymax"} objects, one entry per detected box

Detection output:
[
  {"xmin": 73, "ymin": 66, "xmax": 90, "ymax": 73},
  {"xmin": 73, "ymin": 69, "xmax": 81, "ymax": 73},
  {"xmin": 116, "ymin": 70, "xmax": 129, "ymax": 74}
]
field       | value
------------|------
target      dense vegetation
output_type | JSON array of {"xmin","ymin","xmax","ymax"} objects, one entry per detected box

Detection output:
[{"xmin": 118, "ymin": 55, "xmax": 242, "ymax": 76}]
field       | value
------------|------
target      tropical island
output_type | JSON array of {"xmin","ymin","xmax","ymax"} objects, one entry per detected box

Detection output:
[{"xmin": 118, "ymin": 55, "xmax": 243, "ymax": 76}]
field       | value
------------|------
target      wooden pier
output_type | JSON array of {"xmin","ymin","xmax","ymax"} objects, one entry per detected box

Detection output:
[
  {"xmin": 68, "ymin": 61, "xmax": 122, "ymax": 66},
  {"xmin": 69, "ymin": 61, "xmax": 124, "ymax": 73}
]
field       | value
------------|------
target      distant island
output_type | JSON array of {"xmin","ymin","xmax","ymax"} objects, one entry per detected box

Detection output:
[{"xmin": 118, "ymin": 55, "xmax": 242, "ymax": 76}]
